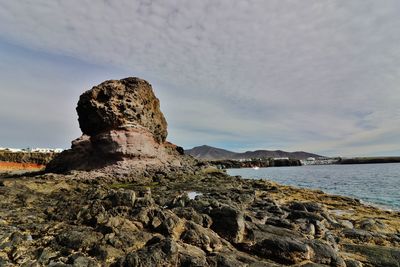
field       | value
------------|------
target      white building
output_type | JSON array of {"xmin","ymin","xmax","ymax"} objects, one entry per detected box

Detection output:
[
  {"xmin": 30, "ymin": 148, "xmax": 48, "ymax": 153},
  {"xmin": 273, "ymin": 157, "xmax": 289, "ymax": 160},
  {"xmin": 1, "ymin": 147, "xmax": 64, "ymax": 153},
  {"xmin": 30, "ymin": 148, "xmax": 64, "ymax": 153},
  {"xmin": 7, "ymin": 148, "xmax": 23, "ymax": 153}
]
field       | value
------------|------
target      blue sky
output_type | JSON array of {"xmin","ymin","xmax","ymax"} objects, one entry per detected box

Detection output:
[{"xmin": 0, "ymin": 0, "xmax": 399, "ymax": 157}]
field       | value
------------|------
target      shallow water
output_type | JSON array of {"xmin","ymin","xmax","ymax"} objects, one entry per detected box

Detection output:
[{"xmin": 227, "ymin": 163, "xmax": 400, "ymax": 211}]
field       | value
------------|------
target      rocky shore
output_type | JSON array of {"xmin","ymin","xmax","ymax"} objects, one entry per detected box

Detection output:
[
  {"xmin": 0, "ymin": 77, "xmax": 399, "ymax": 267},
  {"xmin": 1, "ymin": 171, "xmax": 399, "ymax": 266}
]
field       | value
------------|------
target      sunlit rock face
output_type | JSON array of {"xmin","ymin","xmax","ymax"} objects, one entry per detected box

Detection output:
[
  {"xmin": 92, "ymin": 127, "xmax": 161, "ymax": 158},
  {"xmin": 46, "ymin": 77, "xmax": 192, "ymax": 175}
]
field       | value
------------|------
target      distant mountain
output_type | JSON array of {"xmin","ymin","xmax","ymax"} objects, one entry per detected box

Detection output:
[
  {"xmin": 185, "ymin": 145, "xmax": 237, "ymax": 160},
  {"xmin": 185, "ymin": 145, "xmax": 322, "ymax": 160}
]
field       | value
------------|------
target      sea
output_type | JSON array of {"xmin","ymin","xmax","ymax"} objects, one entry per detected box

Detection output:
[{"xmin": 227, "ymin": 163, "xmax": 400, "ymax": 211}]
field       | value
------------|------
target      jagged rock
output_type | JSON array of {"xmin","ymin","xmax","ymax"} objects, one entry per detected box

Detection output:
[
  {"xmin": 209, "ymin": 205, "xmax": 245, "ymax": 243},
  {"xmin": 56, "ymin": 229, "xmax": 103, "ymax": 251},
  {"xmin": 176, "ymin": 243, "xmax": 208, "ymax": 266},
  {"xmin": 307, "ymin": 240, "xmax": 345, "ymax": 267},
  {"xmin": 345, "ymin": 259, "xmax": 363, "ymax": 267},
  {"xmin": 358, "ymin": 218, "xmax": 387, "ymax": 231},
  {"xmin": 207, "ymin": 251, "xmax": 273, "ymax": 267},
  {"xmin": 90, "ymin": 244, "xmax": 124, "ymax": 262},
  {"xmin": 252, "ymin": 234, "xmax": 312, "ymax": 264},
  {"xmin": 77, "ymin": 77, "xmax": 167, "ymax": 142},
  {"xmin": 338, "ymin": 220, "xmax": 354, "ymax": 229},
  {"xmin": 172, "ymin": 207, "xmax": 213, "ymax": 228},
  {"xmin": 181, "ymin": 221, "xmax": 223, "ymax": 252},
  {"xmin": 115, "ymin": 238, "xmax": 179, "ymax": 266},
  {"xmin": 265, "ymin": 217, "xmax": 295, "ymax": 229},
  {"xmin": 343, "ymin": 244, "xmax": 400, "ymax": 267},
  {"xmin": 289, "ymin": 201, "xmax": 324, "ymax": 213},
  {"xmin": 341, "ymin": 229, "xmax": 373, "ymax": 242},
  {"xmin": 287, "ymin": 210, "xmax": 324, "ymax": 222},
  {"xmin": 105, "ymin": 189, "xmax": 136, "ymax": 207},
  {"xmin": 70, "ymin": 255, "xmax": 98, "ymax": 267},
  {"xmin": 157, "ymin": 211, "xmax": 185, "ymax": 239}
]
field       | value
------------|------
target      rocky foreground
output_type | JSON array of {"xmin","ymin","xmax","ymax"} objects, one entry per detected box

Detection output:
[
  {"xmin": 0, "ymin": 77, "xmax": 399, "ymax": 266},
  {"xmin": 0, "ymin": 170, "xmax": 399, "ymax": 267}
]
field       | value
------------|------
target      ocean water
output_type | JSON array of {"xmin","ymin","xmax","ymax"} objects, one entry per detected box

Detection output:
[{"xmin": 227, "ymin": 163, "xmax": 400, "ymax": 211}]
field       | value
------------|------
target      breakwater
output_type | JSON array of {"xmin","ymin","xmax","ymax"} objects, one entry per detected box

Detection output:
[
  {"xmin": 338, "ymin": 157, "xmax": 400, "ymax": 164},
  {"xmin": 208, "ymin": 158, "xmax": 302, "ymax": 169}
]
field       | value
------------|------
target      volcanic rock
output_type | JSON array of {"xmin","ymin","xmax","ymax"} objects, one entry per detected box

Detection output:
[
  {"xmin": 209, "ymin": 205, "xmax": 245, "ymax": 243},
  {"xmin": 46, "ymin": 77, "xmax": 193, "ymax": 175},
  {"xmin": 77, "ymin": 77, "xmax": 167, "ymax": 143}
]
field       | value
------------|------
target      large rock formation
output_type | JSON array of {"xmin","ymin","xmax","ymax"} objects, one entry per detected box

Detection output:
[
  {"xmin": 76, "ymin": 78, "xmax": 167, "ymax": 143},
  {"xmin": 46, "ymin": 77, "xmax": 193, "ymax": 176}
]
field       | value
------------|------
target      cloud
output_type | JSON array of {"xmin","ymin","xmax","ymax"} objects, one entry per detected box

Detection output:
[{"xmin": 0, "ymin": 0, "xmax": 399, "ymax": 156}]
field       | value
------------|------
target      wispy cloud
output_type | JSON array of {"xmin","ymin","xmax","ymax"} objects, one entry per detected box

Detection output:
[{"xmin": 0, "ymin": 0, "xmax": 399, "ymax": 156}]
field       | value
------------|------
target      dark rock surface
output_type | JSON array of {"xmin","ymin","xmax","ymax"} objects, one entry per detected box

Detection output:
[{"xmin": 343, "ymin": 244, "xmax": 400, "ymax": 267}]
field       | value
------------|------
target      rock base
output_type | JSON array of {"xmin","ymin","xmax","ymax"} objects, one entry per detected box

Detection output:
[{"xmin": 46, "ymin": 127, "xmax": 196, "ymax": 178}]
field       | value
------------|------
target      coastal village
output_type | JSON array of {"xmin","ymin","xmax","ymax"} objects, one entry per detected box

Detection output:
[{"xmin": 0, "ymin": 147, "xmax": 64, "ymax": 153}]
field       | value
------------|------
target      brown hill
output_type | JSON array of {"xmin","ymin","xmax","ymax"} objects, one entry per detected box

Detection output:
[{"xmin": 185, "ymin": 145, "xmax": 322, "ymax": 160}]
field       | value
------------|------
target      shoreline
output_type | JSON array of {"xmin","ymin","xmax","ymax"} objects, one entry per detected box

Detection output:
[
  {"xmin": 248, "ymin": 175, "xmax": 400, "ymax": 214},
  {"xmin": 227, "ymin": 164, "xmax": 400, "ymax": 212}
]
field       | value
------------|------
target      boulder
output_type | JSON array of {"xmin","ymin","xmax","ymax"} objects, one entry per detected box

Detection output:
[
  {"xmin": 345, "ymin": 259, "xmax": 363, "ymax": 267},
  {"xmin": 181, "ymin": 221, "xmax": 223, "ymax": 252},
  {"xmin": 252, "ymin": 234, "xmax": 311, "ymax": 264},
  {"xmin": 56, "ymin": 229, "xmax": 103, "ymax": 251},
  {"xmin": 341, "ymin": 228, "xmax": 373, "ymax": 242},
  {"xmin": 209, "ymin": 205, "xmax": 245, "ymax": 243},
  {"xmin": 343, "ymin": 244, "xmax": 400, "ymax": 267},
  {"xmin": 307, "ymin": 240, "xmax": 346, "ymax": 267},
  {"xmin": 77, "ymin": 77, "xmax": 167, "ymax": 143},
  {"xmin": 115, "ymin": 238, "xmax": 179, "ymax": 266},
  {"xmin": 105, "ymin": 189, "xmax": 136, "ymax": 207},
  {"xmin": 46, "ymin": 77, "xmax": 196, "ymax": 175}
]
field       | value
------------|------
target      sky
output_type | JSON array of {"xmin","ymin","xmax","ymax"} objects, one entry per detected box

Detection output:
[{"xmin": 0, "ymin": 0, "xmax": 399, "ymax": 157}]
